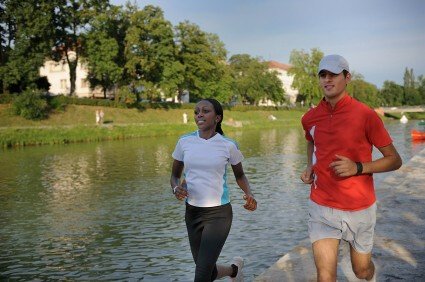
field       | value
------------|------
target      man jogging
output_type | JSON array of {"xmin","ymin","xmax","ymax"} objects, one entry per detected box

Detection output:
[{"xmin": 300, "ymin": 54, "xmax": 402, "ymax": 281}]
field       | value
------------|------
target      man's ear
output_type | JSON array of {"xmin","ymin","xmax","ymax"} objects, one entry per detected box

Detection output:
[{"xmin": 346, "ymin": 72, "xmax": 352, "ymax": 83}]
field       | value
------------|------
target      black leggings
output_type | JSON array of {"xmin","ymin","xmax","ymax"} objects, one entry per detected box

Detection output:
[{"xmin": 185, "ymin": 202, "xmax": 233, "ymax": 282}]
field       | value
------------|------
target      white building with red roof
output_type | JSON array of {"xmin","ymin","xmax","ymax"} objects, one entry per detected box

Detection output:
[{"xmin": 265, "ymin": 60, "xmax": 298, "ymax": 105}]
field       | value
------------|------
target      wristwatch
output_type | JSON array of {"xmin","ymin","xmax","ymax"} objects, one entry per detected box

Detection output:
[{"xmin": 355, "ymin": 162, "xmax": 363, "ymax": 175}]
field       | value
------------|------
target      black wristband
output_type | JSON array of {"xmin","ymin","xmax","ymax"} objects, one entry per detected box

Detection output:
[{"xmin": 355, "ymin": 162, "xmax": 363, "ymax": 175}]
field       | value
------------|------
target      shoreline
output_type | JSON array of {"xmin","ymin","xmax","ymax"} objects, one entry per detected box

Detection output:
[
  {"xmin": 255, "ymin": 148, "xmax": 425, "ymax": 281},
  {"xmin": 0, "ymin": 104, "xmax": 304, "ymax": 148}
]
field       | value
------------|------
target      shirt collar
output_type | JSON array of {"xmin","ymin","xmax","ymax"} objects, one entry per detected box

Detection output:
[{"xmin": 320, "ymin": 93, "xmax": 352, "ymax": 112}]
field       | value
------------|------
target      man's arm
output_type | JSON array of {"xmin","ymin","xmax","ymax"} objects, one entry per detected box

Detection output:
[
  {"xmin": 362, "ymin": 143, "xmax": 402, "ymax": 174},
  {"xmin": 330, "ymin": 143, "xmax": 402, "ymax": 177},
  {"xmin": 300, "ymin": 140, "xmax": 314, "ymax": 184}
]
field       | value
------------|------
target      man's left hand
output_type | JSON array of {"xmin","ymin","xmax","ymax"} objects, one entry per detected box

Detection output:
[{"xmin": 329, "ymin": 154, "xmax": 357, "ymax": 177}]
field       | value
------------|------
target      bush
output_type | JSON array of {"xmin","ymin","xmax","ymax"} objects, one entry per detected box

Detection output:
[
  {"xmin": 50, "ymin": 95, "xmax": 114, "ymax": 107},
  {"xmin": 0, "ymin": 93, "xmax": 15, "ymax": 104},
  {"xmin": 12, "ymin": 90, "xmax": 48, "ymax": 120},
  {"xmin": 47, "ymin": 95, "xmax": 68, "ymax": 112},
  {"xmin": 114, "ymin": 86, "xmax": 137, "ymax": 108}
]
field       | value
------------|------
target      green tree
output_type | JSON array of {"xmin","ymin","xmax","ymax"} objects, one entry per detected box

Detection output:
[
  {"xmin": 229, "ymin": 54, "xmax": 263, "ymax": 104},
  {"xmin": 404, "ymin": 87, "xmax": 421, "ymax": 105},
  {"xmin": 52, "ymin": 0, "xmax": 109, "ymax": 96},
  {"xmin": 201, "ymin": 32, "xmax": 233, "ymax": 103},
  {"xmin": 261, "ymin": 70, "xmax": 285, "ymax": 104},
  {"xmin": 124, "ymin": 5, "xmax": 178, "ymax": 100},
  {"xmin": 288, "ymin": 48, "xmax": 323, "ymax": 105},
  {"xmin": 403, "ymin": 67, "xmax": 415, "ymax": 89},
  {"xmin": 84, "ymin": 6, "xmax": 127, "ymax": 98},
  {"xmin": 229, "ymin": 54, "xmax": 284, "ymax": 105},
  {"xmin": 379, "ymin": 81, "xmax": 404, "ymax": 106},
  {"xmin": 347, "ymin": 72, "xmax": 380, "ymax": 107},
  {"xmin": 175, "ymin": 21, "xmax": 231, "ymax": 102},
  {"xmin": 416, "ymin": 75, "xmax": 425, "ymax": 105},
  {"xmin": 403, "ymin": 68, "xmax": 422, "ymax": 105},
  {"xmin": 0, "ymin": 0, "xmax": 54, "ymax": 93},
  {"xmin": 0, "ymin": 0, "xmax": 11, "ymax": 93}
]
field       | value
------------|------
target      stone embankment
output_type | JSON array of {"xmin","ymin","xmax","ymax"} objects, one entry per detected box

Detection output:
[{"xmin": 255, "ymin": 148, "xmax": 425, "ymax": 281}]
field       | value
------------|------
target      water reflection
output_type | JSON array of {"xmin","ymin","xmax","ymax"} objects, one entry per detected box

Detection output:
[{"xmin": 1, "ymin": 123, "xmax": 424, "ymax": 281}]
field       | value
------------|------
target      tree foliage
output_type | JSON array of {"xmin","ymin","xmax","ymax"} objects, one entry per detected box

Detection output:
[
  {"xmin": 5, "ymin": 2, "xmax": 424, "ymax": 109},
  {"xmin": 0, "ymin": 0, "xmax": 54, "ymax": 93},
  {"xmin": 346, "ymin": 72, "xmax": 380, "ymax": 107},
  {"xmin": 229, "ymin": 54, "xmax": 284, "ymax": 105},
  {"xmin": 417, "ymin": 75, "xmax": 425, "ymax": 105},
  {"xmin": 51, "ymin": 0, "xmax": 110, "ymax": 96},
  {"xmin": 402, "ymin": 68, "xmax": 423, "ymax": 105},
  {"xmin": 174, "ymin": 21, "xmax": 231, "ymax": 102},
  {"xmin": 12, "ymin": 89, "xmax": 48, "ymax": 119},
  {"xmin": 379, "ymin": 81, "xmax": 404, "ymax": 106},
  {"xmin": 403, "ymin": 67, "xmax": 415, "ymax": 88},
  {"xmin": 84, "ymin": 5, "xmax": 126, "ymax": 98},
  {"xmin": 288, "ymin": 48, "xmax": 323, "ymax": 105},
  {"xmin": 124, "ymin": 5, "xmax": 177, "ymax": 100},
  {"xmin": 379, "ymin": 68, "xmax": 425, "ymax": 106}
]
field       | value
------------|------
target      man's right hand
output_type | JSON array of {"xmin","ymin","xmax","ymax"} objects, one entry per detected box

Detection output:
[{"xmin": 300, "ymin": 167, "xmax": 314, "ymax": 184}]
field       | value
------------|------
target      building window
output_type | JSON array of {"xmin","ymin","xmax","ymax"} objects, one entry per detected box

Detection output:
[
  {"xmin": 60, "ymin": 79, "xmax": 67, "ymax": 89},
  {"xmin": 50, "ymin": 62, "xmax": 65, "ymax": 72}
]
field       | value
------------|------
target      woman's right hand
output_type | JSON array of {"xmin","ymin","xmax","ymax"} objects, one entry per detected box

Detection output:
[
  {"xmin": 174, "ymin": 180, "xmax": 188, "ymax": 201},
  {"xmin": 243, "ymin": 193, "xmax": 257, "ymax": 211}
]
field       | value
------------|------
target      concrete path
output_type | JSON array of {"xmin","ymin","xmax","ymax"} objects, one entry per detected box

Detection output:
[{"xmin": 255, "ymin": 148, "xmax": 425, "ymax": 281}]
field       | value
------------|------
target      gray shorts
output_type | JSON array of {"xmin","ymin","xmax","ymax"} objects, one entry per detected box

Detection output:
[{"xmin": 308, "ymin": 199, "xmax": 377, "ymax": 253}]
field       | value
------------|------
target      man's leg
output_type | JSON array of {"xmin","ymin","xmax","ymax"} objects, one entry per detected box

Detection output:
[
  {"xmin": 312, "ymin": 238, "xmax": 340, "ymax": 282},
  {"xmin": 350, "ymin": 245, "xmax": 375, "ymax": 281},
  {"xmin": 345, "ymin": 202, "xmax": 377, "ymax": 281}
]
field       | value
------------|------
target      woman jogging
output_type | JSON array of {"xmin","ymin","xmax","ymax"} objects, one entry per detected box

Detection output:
[{"xmin": 170, "ymin": 98, "xmax": 257, "ymax": 282}]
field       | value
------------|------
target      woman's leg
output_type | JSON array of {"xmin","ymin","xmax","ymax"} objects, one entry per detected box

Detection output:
[
  {"xmin": 216, "ymin": 264, "xmax": 234, "ymax": 279},
  {"xmin": 185, "ymin": 203, "xmax": 233, "ymax": 281}
]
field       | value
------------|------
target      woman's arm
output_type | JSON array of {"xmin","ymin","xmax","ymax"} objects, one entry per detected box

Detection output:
[
  {"xmin": 231, "ymin": 162, "xmax": 257, "ymax": 211},
  {"xmin": 170, "ymin": 159, "xmax": 188, "ymax": 200}
]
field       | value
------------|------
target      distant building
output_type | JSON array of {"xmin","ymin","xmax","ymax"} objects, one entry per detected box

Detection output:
[
  {"xmin": 39, "ymin": 53, "xmax": 111, "ymax": 98},
  {"xmin": 40, "ymin": 56, "xmax": 298, "ymax": 104},
  {"xmin": 165, "ymin": 89, "xmax": 190, "ymax": 103},
  {"xmin": 264, "ymin": 60, "xmax": 299, "ymax": 105}
]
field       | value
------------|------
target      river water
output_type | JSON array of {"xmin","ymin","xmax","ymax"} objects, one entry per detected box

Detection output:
[{"xmin": 0, "ymin": 121, "xmax": 424, "ymax": 281}]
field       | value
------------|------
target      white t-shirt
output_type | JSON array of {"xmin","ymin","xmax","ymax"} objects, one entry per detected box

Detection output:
[{"xmin": 172, "ymin": 131, "xmax": 244, "ymax": 207}]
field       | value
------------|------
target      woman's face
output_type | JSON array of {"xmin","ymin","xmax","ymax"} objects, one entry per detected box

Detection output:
[{"xmin": 194, "ymin": 100, "xmax": 220, "ymax": 131}]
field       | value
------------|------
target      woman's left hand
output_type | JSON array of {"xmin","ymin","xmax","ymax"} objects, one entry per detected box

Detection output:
[{"xmin": 243, "ymin": 193, "xmax": 257, "ymax": 211}]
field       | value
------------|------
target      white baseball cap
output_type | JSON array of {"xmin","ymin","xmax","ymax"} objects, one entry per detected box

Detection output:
[{"xmin": 318, "ymin": 54, "xmax": 350, "ymax": 74}]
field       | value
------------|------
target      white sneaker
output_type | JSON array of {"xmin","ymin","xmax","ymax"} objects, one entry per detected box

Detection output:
[{"xmin": 230, "ymin": 256, "xmax": 244, "ymax": 282}]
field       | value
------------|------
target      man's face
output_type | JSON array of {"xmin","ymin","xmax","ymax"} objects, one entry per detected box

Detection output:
[{"xmin": 319, "ymin": 70, "xmax": 351, "ymax": 101}]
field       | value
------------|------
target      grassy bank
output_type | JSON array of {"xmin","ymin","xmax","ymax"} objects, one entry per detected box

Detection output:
[{"xmin": 0, "ymin": 104, "xmax": 305, "ymax": 148}]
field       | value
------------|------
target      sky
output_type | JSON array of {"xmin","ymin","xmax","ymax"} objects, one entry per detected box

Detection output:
[{"xmin": 111, "ymin": 0, "xmax": 425, "ymax": 88}]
